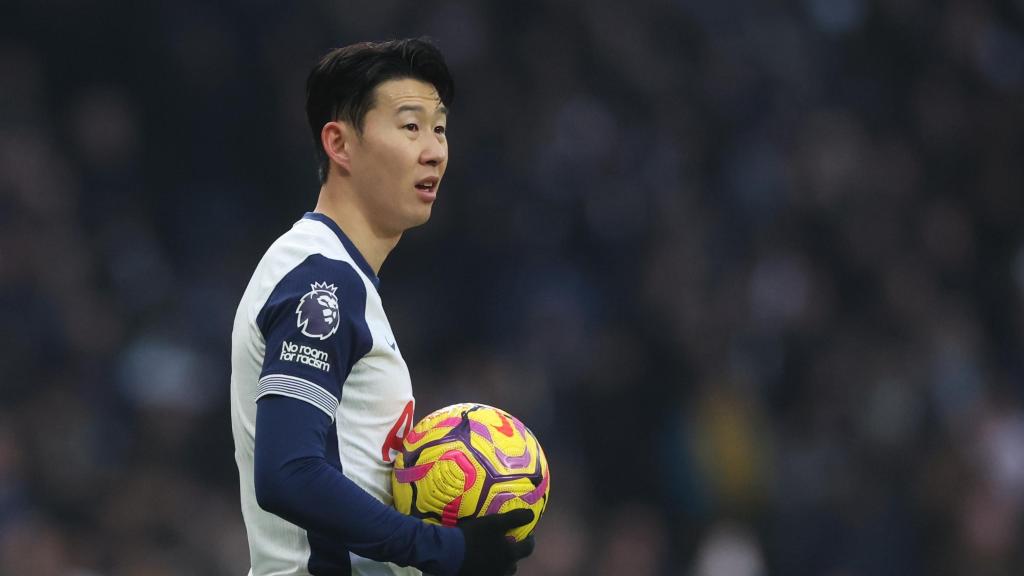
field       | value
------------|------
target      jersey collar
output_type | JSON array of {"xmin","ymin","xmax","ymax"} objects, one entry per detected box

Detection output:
[{"xmin": 302, "ymin": 212, "xmax": 380, "ymax": 289}]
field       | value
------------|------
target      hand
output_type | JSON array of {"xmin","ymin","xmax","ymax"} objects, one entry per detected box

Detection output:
[{"xmin": 456, "ymin": 509, "xmax": 536, "ymax": 576}]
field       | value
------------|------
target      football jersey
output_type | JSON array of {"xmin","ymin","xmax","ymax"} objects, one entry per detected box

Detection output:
[{"xmin": 231, "ymin": 212, "xmax": 420, "ymax": 576}]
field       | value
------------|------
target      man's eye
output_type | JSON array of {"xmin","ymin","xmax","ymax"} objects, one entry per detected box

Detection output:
[
  {"xmin": 404, "ymin": 123, "xmax": 419, "ymax": 132},
  {"xmin": 434, "ymin": 125, "xmax": 446, "ymax": 135}
]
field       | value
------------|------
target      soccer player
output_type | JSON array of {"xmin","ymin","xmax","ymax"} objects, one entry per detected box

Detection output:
[{"xmin": 230, "ymin": 39, "xmax": 534, "ymax": 576}]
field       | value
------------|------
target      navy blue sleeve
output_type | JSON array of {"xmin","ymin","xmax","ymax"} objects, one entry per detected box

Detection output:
[
  {"xmin": 256, "ymin": 254, "xmax": 370, "ymax": 417},
  {"xmin": 255, "ymin": 395, "xmax": 465, "ymax": 575}
]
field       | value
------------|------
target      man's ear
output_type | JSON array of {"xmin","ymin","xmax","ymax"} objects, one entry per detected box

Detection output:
[{"xmin": 321, "ymin": 121, "xmax": 353, "ymax": 174}]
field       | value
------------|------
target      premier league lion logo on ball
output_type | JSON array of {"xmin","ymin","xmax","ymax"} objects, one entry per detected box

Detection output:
[{"xmin": 296, "ymin": 281, "xmax": 340, "ymax": 340}]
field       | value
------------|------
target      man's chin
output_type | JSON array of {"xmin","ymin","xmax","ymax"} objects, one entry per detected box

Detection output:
[{"xmin": 399, "ymin": 207, "xmax": 433, "ymax": 232}]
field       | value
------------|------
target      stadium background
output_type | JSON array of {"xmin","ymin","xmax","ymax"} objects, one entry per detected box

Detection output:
[{"xmin": 2, "ymin": 0, "xmax": 1024, "ymax": 574}]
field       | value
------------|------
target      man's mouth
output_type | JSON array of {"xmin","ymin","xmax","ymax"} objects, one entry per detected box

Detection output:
[{"xmin": 415, "ymin": 177, "xmax": 439, "ymax": 191}]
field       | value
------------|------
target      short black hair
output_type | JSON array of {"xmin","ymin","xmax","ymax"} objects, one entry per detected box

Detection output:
[{"xmin": 305, "ymin": 37, "xmax": 455, "ymax": 184}]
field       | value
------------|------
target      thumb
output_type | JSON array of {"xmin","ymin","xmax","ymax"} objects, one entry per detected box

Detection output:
[{"xmin": 494, "ymin": 508, "xmax": 535, "ymax": 530}]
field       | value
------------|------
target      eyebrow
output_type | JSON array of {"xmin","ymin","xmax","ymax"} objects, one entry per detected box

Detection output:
[{"xmin": 395, "ymin": 104, "xmax": 449, "ymax": 116}]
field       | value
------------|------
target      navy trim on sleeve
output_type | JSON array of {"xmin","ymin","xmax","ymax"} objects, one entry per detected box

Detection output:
[
  {"xmin": 303, "ymin": 212, "xmax": 380, "ymax": 289},
  {"xmin": 256, "ymin": 254, "xmax": 372, "ymax": 415},
  {"xmin": 254, "ymin": 395, "xmax": 465, "ymax": 575}
]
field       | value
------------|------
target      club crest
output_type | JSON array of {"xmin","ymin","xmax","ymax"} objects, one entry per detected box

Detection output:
[{"xmin": 296, "ymin": 281, "xmax": 340, "ymax": 340}]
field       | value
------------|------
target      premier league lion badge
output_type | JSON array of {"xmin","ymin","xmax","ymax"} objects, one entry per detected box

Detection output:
[{"xmin": 296, "ymin": 281, "xmax": 340, "ymax": 340}]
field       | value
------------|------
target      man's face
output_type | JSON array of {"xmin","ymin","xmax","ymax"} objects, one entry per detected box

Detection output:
[{"xmin": 347, "ymin": 78, "xmax": 448, "ymax": 236}]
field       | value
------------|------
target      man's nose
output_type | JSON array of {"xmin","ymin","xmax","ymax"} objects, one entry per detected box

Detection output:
[{"xmin": 421, "ymin": 136, "xmax": 447, "ymax": 166}]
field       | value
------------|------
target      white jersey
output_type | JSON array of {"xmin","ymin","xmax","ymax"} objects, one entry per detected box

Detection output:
[{"xmin": 231, "ymin": 213, "xmax": 419, "ymax": 576}]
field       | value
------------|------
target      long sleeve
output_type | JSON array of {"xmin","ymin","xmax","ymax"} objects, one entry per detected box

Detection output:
[{"xmin": 254, "ymin": 394, "xmax": 465, "ymax": 575}]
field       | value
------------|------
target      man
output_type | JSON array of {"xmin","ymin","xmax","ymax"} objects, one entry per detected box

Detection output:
[{"xmin": 230, "ymin": 38, "xmax": 534, "ymax": 576}]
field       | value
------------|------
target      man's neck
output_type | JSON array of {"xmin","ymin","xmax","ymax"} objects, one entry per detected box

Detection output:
[{"xmin": 313, "ymin": 181, "xmax": 400, "ymax": 276}]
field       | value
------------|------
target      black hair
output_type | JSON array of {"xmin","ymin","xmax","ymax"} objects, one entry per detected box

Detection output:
[{"xmin": 305, "ymin": 37, "xmax": 455, "ymax": 184}]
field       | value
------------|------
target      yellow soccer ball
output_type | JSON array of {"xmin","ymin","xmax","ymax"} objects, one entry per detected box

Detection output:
[{"xmin": 392, "ymin": 403, "xmax": 550, "ymax": 541}]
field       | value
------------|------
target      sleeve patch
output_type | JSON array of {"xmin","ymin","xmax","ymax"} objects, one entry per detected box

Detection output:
[
  {"xmin": 296, "ymin": 281, "xmax": 341, "ymax": 340},
  {"xmin": 278, "ymin": 340, "xmax": 332, "ymax": 373}
]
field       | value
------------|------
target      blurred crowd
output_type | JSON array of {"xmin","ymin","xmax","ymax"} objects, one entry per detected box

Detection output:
[{"xmin": 2, "ymin": 0, "xmax": 1023, "ymax": 574}]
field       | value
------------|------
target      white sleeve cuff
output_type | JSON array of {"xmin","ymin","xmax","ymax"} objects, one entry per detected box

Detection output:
[{"xmin": 256, "ymin": 374, "xmax": 339, "ymax": 420}]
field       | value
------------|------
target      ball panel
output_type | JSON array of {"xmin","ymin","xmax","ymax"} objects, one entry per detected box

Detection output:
[
  {"xmin": 403, "ymin": 416, "xmax": 461, "ymax": 451},
  {"xmin": 477, "ymin": 476, "xmax": 547, "ymax": 541},
  {"xmin": 395, "ymin": 442, "xmax": 486, "ymax": 522}
]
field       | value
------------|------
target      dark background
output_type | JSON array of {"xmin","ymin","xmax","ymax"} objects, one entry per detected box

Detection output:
[{"xmin": 2, "ymin": 0, "xmax": 1024, "ymax": 574}]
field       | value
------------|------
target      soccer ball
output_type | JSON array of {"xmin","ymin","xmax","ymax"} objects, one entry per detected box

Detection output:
[{"xmin": 392, "ymin": 403, "xmax": 550, "ymax": 541}]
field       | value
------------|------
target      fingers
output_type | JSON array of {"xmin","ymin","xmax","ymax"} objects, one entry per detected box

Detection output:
[{"xmin": 511, "ymin": 535, "xmax": 535, "ymax": 559}]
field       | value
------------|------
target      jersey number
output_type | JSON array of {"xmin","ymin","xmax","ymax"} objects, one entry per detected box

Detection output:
[{"xmin": 381, "ymin": 400, "xmax": 415, "ymax": 463}]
